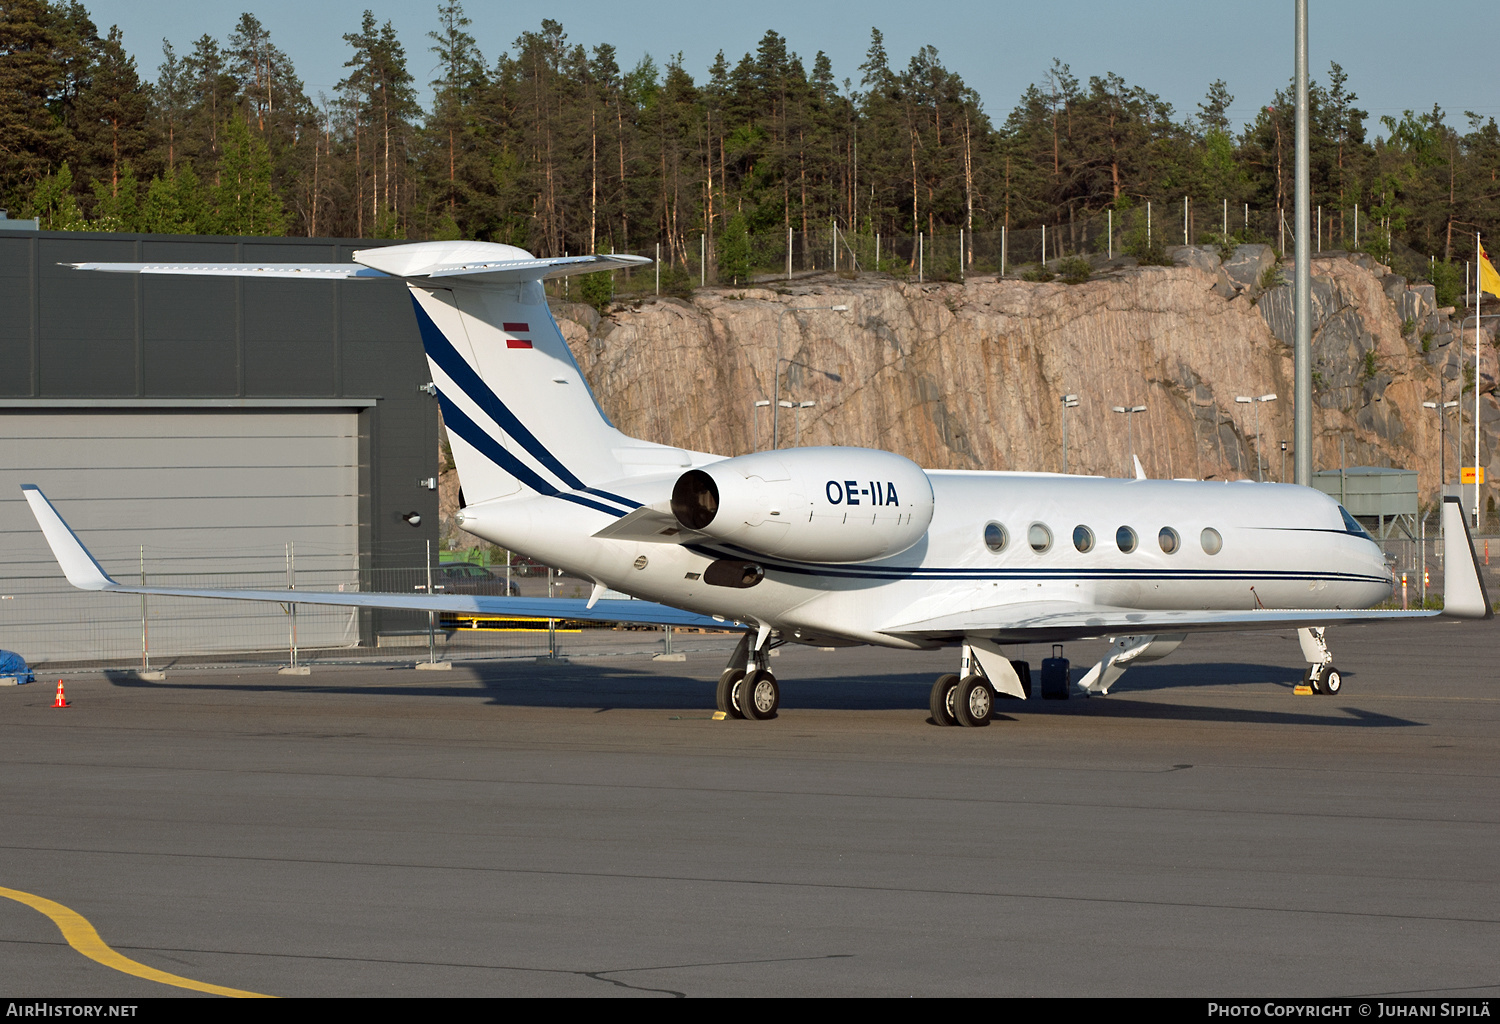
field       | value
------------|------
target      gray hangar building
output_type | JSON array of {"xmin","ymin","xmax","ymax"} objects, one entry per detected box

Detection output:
[{"xmin": 1, "ymin": 229, "xmax": 442, "ymax": 664}]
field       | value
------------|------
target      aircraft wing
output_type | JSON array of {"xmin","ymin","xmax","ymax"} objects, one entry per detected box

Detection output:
[
  {"xmin": 880, "ymin": 601, "xmax": 1436, "ymax": 645},
  {"xmin": 63, "ymin": 262, "xmax": 393, "ymax": 279},
  {"xmin": 20, "ymin": 486, "xmax": 728, "ymax": 631}
]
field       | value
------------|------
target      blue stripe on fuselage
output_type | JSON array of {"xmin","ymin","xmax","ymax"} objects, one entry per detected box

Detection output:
[{"xmin": 410, "ymin": 294, "xmax": 591, "ymax": 493}]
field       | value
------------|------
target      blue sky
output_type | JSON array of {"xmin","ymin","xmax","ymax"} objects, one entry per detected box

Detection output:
[{"xmin": 81, "ymin": 0, "xmax": 1500, "ymax": 134}]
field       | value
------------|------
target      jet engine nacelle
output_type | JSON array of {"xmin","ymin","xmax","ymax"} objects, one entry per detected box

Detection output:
[{"xmin": 670, "ymin": 447, "xmax": 934, "ymax": 563}]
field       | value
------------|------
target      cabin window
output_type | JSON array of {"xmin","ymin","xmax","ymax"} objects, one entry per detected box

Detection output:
[
  {"xmin": 1116, "ymin": 526, "xmax": 1137, "ymax": 553},
  {"xmin": 1028, "ymin": 523, "xmax": 1053, "ymax": 553},
  {"xmin": 984, "ymin": 522, "xmax": 1008, "ymax": 553},
  {"xmin": 1073, "ymin": 525, "xmax": 1094, "ymax": 552},
  {"xmin": 1159, "ymin": 527, "xmax": 1180, "ymax": 554},
  {"xmin": 1201, "ymin": 528, "xmax": 1223, "ymax": 555}
]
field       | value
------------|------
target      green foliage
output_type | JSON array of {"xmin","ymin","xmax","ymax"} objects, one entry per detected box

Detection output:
[
  {"xmin": 1361, "ymin": 350, "xmax": 1378, "ymax": 381},
  {"xmin": 1430, "ymin": 259, "xmax": 1461, "ymax": 309},
  {"xmin": 1057, "ymin": 256, "xmax": 1092, "ymax": 284},
  {"xmin": 1400, "ymin": 317, "xmax": 1416, "ymax": 336},
  {"xmin": 717, "ymin": 213, "xmax": 753, "ymax": 285},
  {"xmin": 1259, "ymin": 263, "xmax": 1284, "ymax": 291},
  {"xmin": 1421, "ymin": 330, "xmax": 1433, "ymax": 352},
  {"xmin": 1130, "ymin": 237, "xmax": 1173, "ymax": 267},
  {"xmin": 1021, "ymin": 263, "xmax": 1055, "ymax": 282},
  {"xmin": 26, "ymin": 163, "xmax": 86, "ymax": 231},
  {"xmin": 213, "ymin": 114, "xmax": 286, "ymax": 236},
  {"xmin": 577, "ymin": 270, "xmax": 614, "ymax": 312}
]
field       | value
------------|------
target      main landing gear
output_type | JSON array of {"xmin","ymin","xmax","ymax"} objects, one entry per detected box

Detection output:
[
  {"xmin": 716, "ymin": 633, "xmax": 780, "ymax": 721},
  {"xmin": 1298, "ymin": 627, "xmax": 1343, "ymax": 695},
  {"xmin": 930, "ymin": 645, "xmax": 1033, "ymax": 727}
]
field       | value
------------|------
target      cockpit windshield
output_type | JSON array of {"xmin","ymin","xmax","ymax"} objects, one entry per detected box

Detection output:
[{"xmin": 1338, "ymin": 505, "xmax": 1374, "ymax": 540}]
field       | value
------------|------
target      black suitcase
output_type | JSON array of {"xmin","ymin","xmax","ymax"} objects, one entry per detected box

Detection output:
[{"xmin": 1041, "ymin": 655, "xmax": 1070, "ymax": 700}]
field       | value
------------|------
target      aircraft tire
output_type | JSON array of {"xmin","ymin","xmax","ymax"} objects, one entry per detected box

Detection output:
[
  {"xmin": 741, "ymin": 670, "xmax": 779, "ymax": 720},
  {"xmin": 717, "ymin": 669, "xmax": 746, "ymax": 719},
  {"xmin": 953, "ymin": 675, "xmax": 994, "ymax": 727},
  {"xmin": 1318, "ymin": 666, "xmax": 1342, "ymax": 695},
  {"xmin": 929, "ymin": 674, "xmax": 960, "ymax": 726}
]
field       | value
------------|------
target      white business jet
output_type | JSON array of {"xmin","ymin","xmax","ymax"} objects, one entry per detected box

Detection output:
[{"xmin": 23, "ymin": 241, "xmax": 1493, "ymax": 727}]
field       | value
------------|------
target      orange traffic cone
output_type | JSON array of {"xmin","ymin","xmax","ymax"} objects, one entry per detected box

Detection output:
[{"xmin": 51, "ymin": 680, "xmax": 69, "ymax": 708}]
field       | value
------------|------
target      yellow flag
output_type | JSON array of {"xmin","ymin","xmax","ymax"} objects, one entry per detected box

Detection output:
[{"xmin": 1480, "ymin": 245, "xmax": 1500, "ymax": 299}]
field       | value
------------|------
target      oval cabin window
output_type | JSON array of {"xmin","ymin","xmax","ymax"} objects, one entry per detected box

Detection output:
[
  {"xmin": 1073, "ymin": 525, "xmax": 1094, "ymax": 552},
  {"xmin": 1028, "ymin": 523, "xmax": 1053, "ymax": 553},
  {"xmin": 1116, "ymin": 526, "xmax": 1138, "ymax": 553},
  {"xmin": 984, "ymin": 522, "xmax": 1007, "ymax": 553},
  {"xmin": 1159, "ymin": 527, "xmax": 1180, "ymax": 554},
  {"xmin": 1201, "ymin": 527, "xmax": 1223, "ymax": 555}
]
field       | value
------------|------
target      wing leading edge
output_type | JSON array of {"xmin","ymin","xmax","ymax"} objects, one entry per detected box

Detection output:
[{"xmin": 20, "ymin": 486, "xmax": 729, "ymax": 631}]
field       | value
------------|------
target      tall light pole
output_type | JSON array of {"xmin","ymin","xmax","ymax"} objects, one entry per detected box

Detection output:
[
  {"xmin": 1423, "ymin": 396, "xmax": 1459, "ymax": 496},
  {"xmin": 1060, "ymin": 393, "xmax": 1079, "ymax": 474},
  {"xmin": 775, "ymin": 304, "xmax": 848, "ymax": 449},
  {"xmin": 1112, "ymin": 404, "xmax": 1147, "ymax": 477},
  {"xmin": 752, "ymin": 398, "xmax": 771, "ymax": 452},
  {"xmin": 1293, "ymin": 0, "xmax": 1312, "ymax": 486},
  {"xmin": 1235, "ymin": 393, "xmax": 1277, "ymax": 481},
  {"xmin": 779, "ymin": 399, "xmax": 817, "ymax": 447}
]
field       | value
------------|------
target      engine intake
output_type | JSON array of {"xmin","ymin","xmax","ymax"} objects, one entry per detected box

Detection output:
[{"xmin": 670, "ymin": 447, "xmax": 933, "ymax": 564}]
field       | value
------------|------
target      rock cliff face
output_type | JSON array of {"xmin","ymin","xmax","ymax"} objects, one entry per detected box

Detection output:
[{"xmin": 440, "ymin": 248, "xmax": 1499, "ymax": 531}]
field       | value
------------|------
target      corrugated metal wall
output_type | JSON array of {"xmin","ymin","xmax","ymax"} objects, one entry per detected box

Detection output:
[{"xmin": 0, "ymin": 232, "xmax": 440, "ymax": 665}]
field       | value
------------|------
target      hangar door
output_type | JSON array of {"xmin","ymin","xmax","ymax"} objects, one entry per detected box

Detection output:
[{"xmin": 0, "ymin": 407, "xmax": 362, "ymax": 664}]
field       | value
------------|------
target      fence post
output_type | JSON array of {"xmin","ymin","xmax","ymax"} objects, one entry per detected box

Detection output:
[
  {"xmin": 701, "ymin": 233, "xmax": 706, "ymax": 286},
  {"xmin": 876, "ymin": 233, "xmax": 880, "ymax": 271},
  {"xmin": 139, "ymin": 546, "xmax": 150, "ymax": 673},
  {"xmin": 959, "ymin": 228, "xmax": 964, "ymax": 281},
  {"xmin": 1108, "ymin": 210, "xmax": 1112, "ymax": 259},
  {"xmin": 918, "ymin": 232, "xmax": 924, "ymax": 283},
  {"xmin": 547, "ymin": 565, "xmax": 557, "ymax": 660},
  {"xmin": 1001, "ymin": 225, "xmax": 1006, "ymax": 276},
  {"xmin": 786, "ymin": 226, "xmax": 792, "ymax": 280},
  {"xmin": 425, "ymin": 539, "xmax": 435, "ymax": 665},
  {"xmin": 655, "ymin": 243, "xmax": 660, "ymax": 295}
]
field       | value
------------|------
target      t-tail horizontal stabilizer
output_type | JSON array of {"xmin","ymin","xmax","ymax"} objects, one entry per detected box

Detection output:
[{"xmin": 20, "ymin": 486, "xmax": 728, "ymax": 630}]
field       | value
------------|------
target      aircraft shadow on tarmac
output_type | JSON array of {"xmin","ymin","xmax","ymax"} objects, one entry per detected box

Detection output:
[{"xmin": 101, "ymin": 661, "xmax": 1423, "ymax": 729}]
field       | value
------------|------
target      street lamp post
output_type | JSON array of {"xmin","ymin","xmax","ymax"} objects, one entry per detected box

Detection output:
[
  {"xmin": 1111, "ymin": 404, "xmax": 1147, "ymax": 477},
  {"xmin": 1280, "ymin": 440, "xmax": 1288, "ymax": 483},
  {"xmin": 752, "ymin": 398, "xmax": 771, "ymax": 452},
  {"xmin": 1423, "ymin": 395, "xmax": 1460, "ymax": 496},
  {"xmin": 778, "ymin": 399, "xmax": 817, "ymax": 447},
  {"xmin": 1234, "ymin": 393, "xmax": 1278, "ymax": 481},
  {"xmin": 1060, "ymin": 393, "xmax": 1079, "ymax": 474},
  {"xmin": 775, "ymin": 304, "xmax": 848, "ymax": 449},
  {"xmin": 1423, "ymin": 395, "xmax": 1460, "ymax": 565}
]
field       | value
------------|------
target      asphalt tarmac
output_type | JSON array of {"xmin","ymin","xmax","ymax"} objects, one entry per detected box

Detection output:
[{"xmin": 0, "ymin": 618, "xmax": 1496, "ymax": 998}]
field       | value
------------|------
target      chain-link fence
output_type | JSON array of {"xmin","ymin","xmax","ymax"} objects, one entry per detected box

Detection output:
[
  {"xmin": 552, "ymin": 199, "xmax": 1404, "ymax": 300},
  {"xmin": 2, "ymin": 544, "xmax": 743, "ymax": 673}
]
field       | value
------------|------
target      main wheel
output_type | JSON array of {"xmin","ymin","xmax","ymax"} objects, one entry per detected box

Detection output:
[
  {"xmin": 953, "ymin": 675, "xmax": 994, "ymax": 727},
  {"xmin": 716, "ymin": 668, "xmax": 745, "ymax": 719},
  {"xmin": 1315, "ymin": 665, "xmax": 1342, "ymax": 695},
  {"xmin": 929, "ymin": 674, "xmax": 960, "ymax": 726},
  {"xmin": 741, "ymin": 669, "xmax": 779, "ymax": 720}
]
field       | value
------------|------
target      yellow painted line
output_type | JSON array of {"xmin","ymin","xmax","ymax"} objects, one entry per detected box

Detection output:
[{"xmin": 0, "ymin": 885, "xmax": 272, "ymax": 998}]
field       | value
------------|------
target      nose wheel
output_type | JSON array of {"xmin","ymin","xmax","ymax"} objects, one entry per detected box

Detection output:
[{"xmin": 716, "ymin": 668, "xmax": 745, "ymax": 719}]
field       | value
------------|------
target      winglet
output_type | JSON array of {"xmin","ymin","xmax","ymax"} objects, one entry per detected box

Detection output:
[
  {"xmin": 1441, "ymin": 496, "xmax": 1493, "ymax": 619},
  {"xmin": 19, "ymin": 486, "xmax": 117, "ymax": 591}
]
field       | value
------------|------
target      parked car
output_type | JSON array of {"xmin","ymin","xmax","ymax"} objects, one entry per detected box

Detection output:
[{"xmin": 435, "ymin": 561, "xmax": 521, "ymax": 596}]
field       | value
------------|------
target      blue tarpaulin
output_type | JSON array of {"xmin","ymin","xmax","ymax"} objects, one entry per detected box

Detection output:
[{"xmin": 0, "ymin": 650, "xmax": 34, "ymax": 685}]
